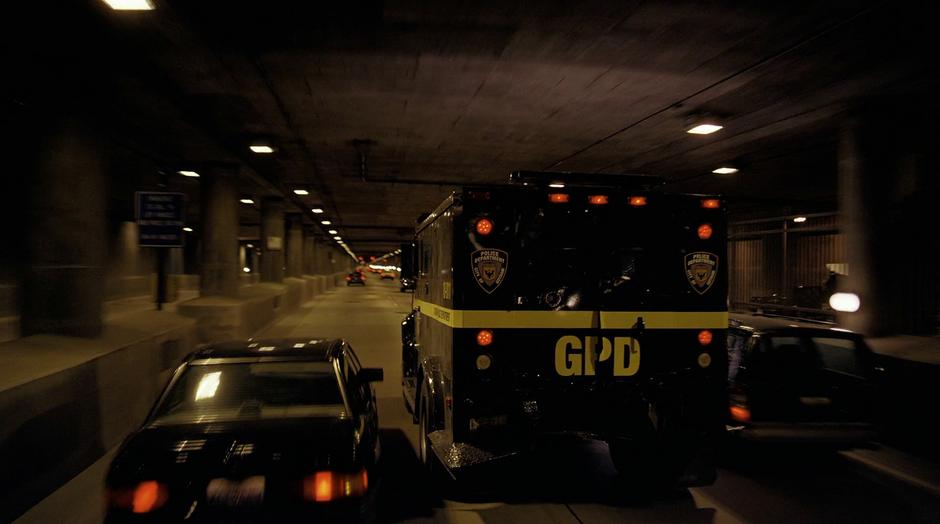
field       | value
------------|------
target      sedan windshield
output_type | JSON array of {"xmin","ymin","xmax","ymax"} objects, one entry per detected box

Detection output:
[{"xmin": 151, "ymin": 361, "xmax": 346, "ymax": 425}]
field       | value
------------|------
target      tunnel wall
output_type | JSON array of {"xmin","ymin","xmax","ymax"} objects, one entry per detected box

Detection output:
[{"xmin": 0, "ymin": 313, "xmax": 197, "ymax": 523}]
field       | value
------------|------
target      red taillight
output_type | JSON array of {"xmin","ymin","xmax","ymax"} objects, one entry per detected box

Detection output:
[
  {"xmin": 346, "ymin": 276, "xmax": 352, "ymax": 281},
  {"xmin": 548, "ymin": 193, "xmax": 570, "ymax": 203},
  {"xmin": 628, "ymin": 196, "xmax": 647, "ymax": 207},
  {"xmin": 698, "ymin": 330, "xmax": 713, "ymax": 345},
  {"xmin": 107, "ymin": 481, "xmax": 169, "ymax": 514},
  {"xmin": 476, "ymin": 329, "xmax": 493, "ymax": 347},
  {"xmin": 588, "ymin": 195, "xmax": 609, "ymax": 205},
  {"xmin": 730, "ymin": 405, "xmax": 751, "ymax": 423},
  {"xmin": 697, "ymin": 223, "xmax": 713, "ymax": 240},
  {"xmin": 701, "ymin": 199, "xmax": 720, "ymax": 209},
  {"xmin": 475, "ymin": 218, "xmax": 493, "ymax": 235},
  {"xmin": 304, "ymin": 470, "xmax": 368, "ymax": 502}
]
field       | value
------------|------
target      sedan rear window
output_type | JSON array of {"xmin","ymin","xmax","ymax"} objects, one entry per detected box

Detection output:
[
  {"xmin": 151, "ymin": 361, "xmax": 346, "ymax": 425},
  {"xmin": 812, "ymin": 337, "xmax": 868, "ymax": 378}
]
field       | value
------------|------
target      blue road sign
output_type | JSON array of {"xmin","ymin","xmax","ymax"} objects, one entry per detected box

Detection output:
[{"xmin": 136, "ymin": 191, "xmax": 185, "ymax": 247}]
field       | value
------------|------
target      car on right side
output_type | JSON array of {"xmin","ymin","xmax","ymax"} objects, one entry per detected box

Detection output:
[{"xmin": 725, "ymin": 313, "xmax": 880, "ymax": 446}]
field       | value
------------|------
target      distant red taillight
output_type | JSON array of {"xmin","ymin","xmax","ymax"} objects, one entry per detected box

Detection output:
[
  {"xmin": 346, "ymin": 276, "xmax": 352, "ymax": 281},
  {"xmin": 548, "ymin": 193, "xmax": 570, "ymax": 203},
  {"xmin": 701, "ymin": 198, "xmax": 720, "ymax": 209},
  {"xmin": 476, "ymin": 329, "xmax": 494, "ymax": 347},
  {"xmin": 588, "ymin": 195, "xmax": 609, "ymax": 205},
  {"xmin": 629, "ymin": 196, "xmax": 647, "ymax": 207},
  {"xmin": 303, "ymin": 470, "xmax": 368, "ymax": 502}
]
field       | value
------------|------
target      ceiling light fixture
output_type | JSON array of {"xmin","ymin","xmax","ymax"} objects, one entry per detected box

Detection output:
[
  {"xmin": 549, "ymin": 182, "xmax": 565, "ymax": 188},
  {"xmin": 240, "ymin": 198, "xmax": 255, "ymax": 204},
  {"xmin": 712, "ymin": 167, "xmax": 739, "ymax": 175},
  {"xmin": 321, "ymin": 220, "xmax": 331, "ymax": 225},
  {"xmin": 334, "ymin": 236, "xmax": 342, "ymax": 241},
  {"xmin": 687, "ymin": 124, "xmax": 723, "ymax": 135},
  {"xmin": 249, "ymin": 145, "xmax": 274, "ymax": 154},
  {"xmin": 311, "ymin": 208, "xmax": 324, "ymax": 214},
  {"xmin": 101, "ymin": 0, "xmax": 154, "ymax": 10},
  {"xmin": 685, "ymin": 114, "xmax": 724, "ymax": 135},
  {"xmin": 328, "ymin": 230, "xmax": 338, "ymax": 235},
  {"xmin": 178, "ymin": 170, "xmax": 200, "ymax": 178},
  {"xmin": 293, "ymin": 189, "xmax": 309, "ymax": 195},
  {"xmin": 183, "ymin": 227, "xmax": 193, "ymax": 232},
  {"xmin": 793, "ymin": 216, "xmax": 807, "ymax": 223}
]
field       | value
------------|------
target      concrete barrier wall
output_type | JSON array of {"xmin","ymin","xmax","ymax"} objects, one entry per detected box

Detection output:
[
  {"xmin": 0, "ymin": 284, "xmax": 17, "ymax": 317},
  {"xmin": 105, "ymin": 275, "xmax": 152, "ymax": 300},
  {"xmin": 0, "ymin": 313, "xmax": 197, "ymax": 523}
]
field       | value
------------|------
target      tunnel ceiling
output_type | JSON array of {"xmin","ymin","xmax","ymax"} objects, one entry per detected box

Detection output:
[{"xmin": 4, "ymin": 1, "xmax": 936, "ymax": 257}]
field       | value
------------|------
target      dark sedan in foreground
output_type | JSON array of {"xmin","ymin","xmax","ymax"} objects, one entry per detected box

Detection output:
[
  {"xmin": 726, "ymin": 314, "xmax": 879, "ymax": 445},
  {"xmin": 104, "ymin": 339, "xmax": 383, "ymax": 523}
]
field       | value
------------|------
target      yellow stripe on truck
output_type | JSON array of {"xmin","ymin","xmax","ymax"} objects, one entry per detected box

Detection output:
[{"xmin": 413, "ymin": 299, "xmax": 727, "ymax": 329}]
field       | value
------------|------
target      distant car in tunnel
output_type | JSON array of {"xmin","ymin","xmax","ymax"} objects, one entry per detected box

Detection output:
[
  {"xmin": 347, "ymin": 272, "xmax": 366, "ymax": 286},
  {"xmin": 725, "ymin": 314, "xmax": 879, "ymax": 446},
  {"xmin": 379, "ymin": 271, "xmax": 395, "ymax": 280},
  {"xmin": 104, "ymin": 339, "xmax": 383, "ymax": 523}
]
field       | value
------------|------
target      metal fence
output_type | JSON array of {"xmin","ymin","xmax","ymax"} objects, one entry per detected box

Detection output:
[{"xmin": 728, "ymin": 213, "xmax": 842, "ymax": 314}]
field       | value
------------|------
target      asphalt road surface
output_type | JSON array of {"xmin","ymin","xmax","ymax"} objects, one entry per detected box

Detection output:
[{"xmin": 16, "ymin": 280, "xmax": 940, "ymax": 523}]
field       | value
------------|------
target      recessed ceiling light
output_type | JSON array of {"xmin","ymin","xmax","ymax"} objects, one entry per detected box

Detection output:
[
  {"xmin": 321, "ymin": 220, "xmax": 331, "ymax": 225},
  {"xmin": 178, "ymin": 170, "xmax": 200, "ymax": 178},
  {"xmin": 293, "ymin": 189, "xmax": 309, "ymax": 195},
  {"xmin": 333, "ymin": 236, "xmax": 342, "ymax": 241},
  {"xmin": 712, "ymin": 167, "xmax": 738, "ymax": 175},
  {"xmin": 101, "ymin": 0, "xmax": 154, "ymax": 10},
  {"xmin": 549, "ymin": 182, "xmax": 565, "ymax": 188},
  {"xmin": 183, "ymin": 227, "xmax": 193, "ymax": 232},
  {"xmin": 240, "ymin": 198, "xmax": 255, "ymax": 204},
  {"xmin": 249, "ymin": 145, "xmax": 274, "ymax": 154},
  {"xmin": 793, "ymin": 216, "xmax": 807, "ymax": 223},
  {"xmin": 328, "ymin": 230, "xmax": 338, "ymax": 235},
  {"xmin": 311, "ymin": 208, "xmax": 324, "ymax": 214},
  {"xmin": 687, "ymin": 124, "xmax": 723, "ymax": 135}
]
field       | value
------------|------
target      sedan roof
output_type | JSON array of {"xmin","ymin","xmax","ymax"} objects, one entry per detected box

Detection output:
[
  {"xmin": 730, "ymin": 313, "xmax": 861, "ymax": 337},
  {"xmin": 187, "ymin": 339, "xmax": 341, "ymax": 361}
]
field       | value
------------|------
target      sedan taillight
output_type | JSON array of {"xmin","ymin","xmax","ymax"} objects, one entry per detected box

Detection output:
[
  {"xmin": 303, "ymin": 470, "xmax": 368, "ymax": 502},
  {"xmin": 106, "ymin": 480, "xmax": 169, "ymax": 513}
]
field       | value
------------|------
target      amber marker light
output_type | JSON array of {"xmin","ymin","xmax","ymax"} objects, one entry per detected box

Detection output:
[
  {"xmin": 698, "ymin": 223, "xmax": 713, "ymax": 240},
  {"xmin": 548, "ymin": 193, "xmax": 570, "ymax": 203},
  {"xmin": 475, "ymin": 218, "xmax": 494, "ymax": 235},
  {"xmin": 588, "ymin": 195, "xmax": 609, "ymax": 205},
  {"xmin": 629, "ymin": 196, "xmax": 647, "ymax": 207},
  {"xmin": 698, "ymin": 330, "xmax": 713, "ymax": 346},
  {"xmin": 701, "ymin": 199, "xmax": 720, "ymax": 209},
  {"xmin": 476, "ymin": 329, "xmax": 494, "ymax": 347}
]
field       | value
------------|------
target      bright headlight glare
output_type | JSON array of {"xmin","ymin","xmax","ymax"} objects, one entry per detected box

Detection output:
[{"xmin": 829, "ymin": 292, "xmax": 860, "ymax": 313}]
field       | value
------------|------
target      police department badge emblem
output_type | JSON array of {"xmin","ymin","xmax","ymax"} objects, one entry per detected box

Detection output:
[
  {"xmin": 471, "ymin": 249, "xmax": 508, "ymax": 294},
  {"xmin": 685, "ymin": 251, "xmax": 718, "ymax": 294}
]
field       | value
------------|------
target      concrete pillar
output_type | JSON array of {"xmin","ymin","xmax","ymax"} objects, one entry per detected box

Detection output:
[
  {"xmin": 303, "ymin": 227, "xmax": 317, "ymax": 275},
  {"xmin": 200, "ymin": 166, "xmax": 240, "ymax": 297},
  {"xmin": 286, "ymin": 214, "xmax": 304, "ymax": 278},
  {"xmin": 260, "ymin": 197, "xmax": 285, "ymax": 283},
  {"xmin": 21, "ymin": 116, "xmax": 106, "ymax": 337},
  {"xmin": 837, "ymin": 102, "xmax": 939, "ymax": 335}
]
